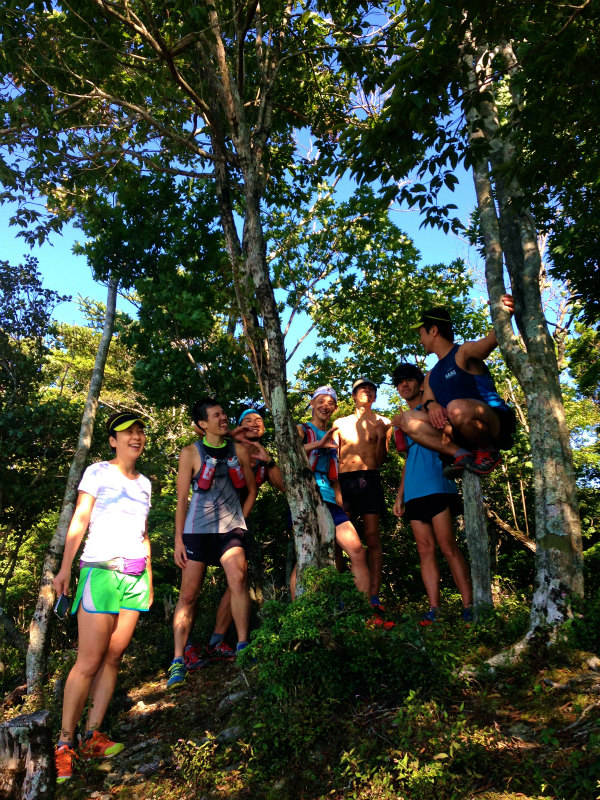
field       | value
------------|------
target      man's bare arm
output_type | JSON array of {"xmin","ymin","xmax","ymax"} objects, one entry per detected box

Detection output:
[
  {"xmin": 249, "ymin": 441, "xmax": 285, "ymax": 492},
  {"xmin": 374, "ymin": 417, "xmax": 391, "ymax": 467},
  {"xmin": 457, "ymin": 294, "xmax": 514, "ymax": 366},
  {"xmin": 297, "ymin": 423, "xmax": 338, "ymax": 451},
  {"xmin": 422, "ymin": 373, "xmax": 448, "ymax": 430},
  {"xmin": 174, "ymin": 446, "xmax": 196, "ymax": 569},
  {"xmin": 236, "ymin": 443, "xmax": 257, "ymax": 518}
]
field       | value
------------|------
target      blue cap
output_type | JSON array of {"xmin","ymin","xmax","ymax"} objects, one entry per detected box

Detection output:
[
  {"xmin": 310, "ymin": 385, "xmax": 338, "ymax": 403},
  {"xmin": 238, "ymin": 408, "xmax": 263, "ymax": 425}
]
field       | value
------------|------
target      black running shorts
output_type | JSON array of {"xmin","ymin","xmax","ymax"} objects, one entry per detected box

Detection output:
[
  {"xmin": 404, "ymin": 493, "xmax": 463, "ymax": 523},
  {"xmin": 182, "ymin": 529, "xmax": 247, "ymax": 566},
  {"xmin": 339, "ymin": 470, "xmax": 385, "ymax": 517}
]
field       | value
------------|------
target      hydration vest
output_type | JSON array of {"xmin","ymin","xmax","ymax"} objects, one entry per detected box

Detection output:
[
  {"xmin": 254, "ymin": 462, "xmax": 267, "ymax": 487},
  {"xmin": 301, "ymin": 423, "xmax": 339, "ymax": 481},
  {"xmin": 191, "ymin": 439, "xmax": 246, "ymax": 492}
]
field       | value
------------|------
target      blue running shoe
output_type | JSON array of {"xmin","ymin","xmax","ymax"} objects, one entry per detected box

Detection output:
[
  {"xmin": 419, "ymin": 608, "xmax": 439, "ymax": 626},
  {"xmin": 462, "ymin": 606, "xmax": 474, "ymax": 623},
  {"xmin": 167, "ymin": 658, "xmax": 187, "ymax": 690}
]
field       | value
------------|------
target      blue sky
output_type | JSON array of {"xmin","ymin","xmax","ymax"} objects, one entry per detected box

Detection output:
[{"xmin": 1, "ymin": 166, "xmax": 483, "ymax": 379}]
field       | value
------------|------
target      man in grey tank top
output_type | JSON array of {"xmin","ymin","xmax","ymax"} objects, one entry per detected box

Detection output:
[{"xmin": 167, "ymin": 398, "xmax": 257, "ymax": 690}]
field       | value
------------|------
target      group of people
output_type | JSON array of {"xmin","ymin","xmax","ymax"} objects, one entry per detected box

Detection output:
[{"xmin": 52, "ymin": 297, "xmax": 515, "ymax": 782}]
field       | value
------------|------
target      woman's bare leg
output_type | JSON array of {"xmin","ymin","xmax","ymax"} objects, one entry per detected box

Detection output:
[
  {"xmin": 86, "ymin": 608, "xmax": 140, "ymax": 732},
  {"xmin": 59, "ymin": 607, "xmax": 115, "ymax": 743}
]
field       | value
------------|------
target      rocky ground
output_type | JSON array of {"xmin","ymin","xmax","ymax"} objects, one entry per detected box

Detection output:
[{"xmin": 55, "ymin": 657, "xmax": 248, "ymax": 800}]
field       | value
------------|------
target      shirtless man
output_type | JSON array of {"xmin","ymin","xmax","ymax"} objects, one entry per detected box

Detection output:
[{"xmin": 335, "ymin": 378, "xmax": 391, "ymax": 610}]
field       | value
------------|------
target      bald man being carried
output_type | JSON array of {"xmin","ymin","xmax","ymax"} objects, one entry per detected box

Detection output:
[{"xmin": 335, "ymin": 378, "xmax": 391, "ymax": 613}]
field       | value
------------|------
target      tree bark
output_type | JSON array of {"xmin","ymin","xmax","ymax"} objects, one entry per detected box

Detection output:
[
  {"xmin": 464, "ymin": 43, "xmax": 583, "ymax": 629},
  {"xmin": 462, "ymin": 471, "xmax": 493, "ymax": 614},
  {"xmin": 0, "ymin": 710, "xmax": 54, "ymax": 800},
  {"xmin": 26, "ymin": 279, "xmax": 118, "ymax": 695},
  {"xmin": 205, "ymin": 5, "xmax": 335, "ymax": 592}
]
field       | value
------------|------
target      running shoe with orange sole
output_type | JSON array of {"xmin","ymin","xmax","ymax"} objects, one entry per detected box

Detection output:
[
  {"xmin": 80, "ymin": 730, "xmax": 124, "ymax": 758},
  {"xmin": 55, "ymin": 743, "xmax": 77, "ymax": 783}
]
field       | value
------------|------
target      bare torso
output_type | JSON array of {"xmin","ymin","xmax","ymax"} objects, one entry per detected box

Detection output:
[{"xmin": 336, "ymin": 410, "xmax": 391, "ymax": 472}]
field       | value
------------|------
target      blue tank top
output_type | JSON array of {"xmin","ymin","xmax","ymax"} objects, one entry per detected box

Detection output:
[
  {"xmin": 302, "ymin": 422, "xmax": 337, "ymax": 505},
  {"xmin": 403, "ymin": 405, "xmax": 457, "ymax": 502},
  {"xmin": 404, "ymin": 436, "xmax": 457, "ymax": 502},
  {"xmin": 428, "ymin": 344, "xmax": 508, "ymax": 410}
]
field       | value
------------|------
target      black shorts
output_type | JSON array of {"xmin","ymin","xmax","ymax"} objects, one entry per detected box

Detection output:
[
  {"xmin": 494, "ymin": 406, "xmax": 517, "ymax": 450},
  {"xmin": 339, "ymin": 470, "xmax": 385, "ymax": 517},
  {"xmin": 451, "ymin": 405, "xmax": 516, "ymax": 452},
  {"xmin": 182, "ymin": 529, "xmax": 247, "ymax": 567},
  {"xmin": 404, "ymin": 493, "xmax": 462, "ymax": 523}
]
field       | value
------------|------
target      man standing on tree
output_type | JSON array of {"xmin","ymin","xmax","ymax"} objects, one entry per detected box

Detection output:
[
  {"xmin": 393, "ymin": 296, "xmax": 516, "ymax": 477},
  {"xmin": 167, "ymin": 397, "xmax": 256, "ymax": 690},
  {"xmin": 335, "ymin": 378, "xmax": 391, "ymax": 612}
]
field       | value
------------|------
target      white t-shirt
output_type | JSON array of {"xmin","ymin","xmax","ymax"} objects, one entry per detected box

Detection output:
[{"xmin": 78, "ymin": 461, "xmax": 151, "ymax": 562}]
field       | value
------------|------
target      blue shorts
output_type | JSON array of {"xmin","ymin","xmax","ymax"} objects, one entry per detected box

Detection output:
[
  {"xmin": 287, "ymin": 502, "xmax": 349, "ymax": 530},
  {"xmin": 326, "ymin": 502, "xmax": 350, "ymax": 527}
]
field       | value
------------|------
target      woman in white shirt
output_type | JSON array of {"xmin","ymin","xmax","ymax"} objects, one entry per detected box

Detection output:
[{"xmin": 52, "ymin": 412, "xmax": 153, "ymax": 783}]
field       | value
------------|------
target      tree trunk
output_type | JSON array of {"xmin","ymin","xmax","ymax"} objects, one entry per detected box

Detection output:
[
  {"xmin": 214, "ymin": 164, "xmax": 335, "ymax": 593},
  {"xmin": 206, "ymin": 8, "xmax": 335, "ymax": 594},
  {"xmin": 462, "ymin": 471, "xmax": 493, "ymax": 614},
  {"xmin": 26, "ymin": 279, "xmax": 118, "ymax": 695},
  {"xmin": 241, "ymin": 188, "xmax": 335, "ymax": 590},
  {"xmin": 465, "ymin": 44, "xmax": 583, "ymax": 629},
  {"xmin": 0, "ymin": 710, "xmax": 54, "ymax": 800}
]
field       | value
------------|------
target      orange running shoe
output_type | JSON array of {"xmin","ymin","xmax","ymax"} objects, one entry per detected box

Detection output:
[
  {"xmin": 55, "ymin": 743, "xmax": 76, "ymax": 783},
  {"xmin": 80, "ymin": 730, "xmax": 125, "ymax": 758}
]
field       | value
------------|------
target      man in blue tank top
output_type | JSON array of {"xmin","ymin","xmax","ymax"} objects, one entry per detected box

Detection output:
[
  {"xmin": 392, "ymin": 296, "xmax": 516, "ymax": 477},
  {"xmin": 391, "ymin": 363, "xmax": 473, "ymax": 624}
]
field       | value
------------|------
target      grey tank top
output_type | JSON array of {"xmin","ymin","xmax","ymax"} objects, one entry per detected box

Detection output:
[{"xmin": 183, "ymin": 440, "xmax": 247, "ymax": 534}]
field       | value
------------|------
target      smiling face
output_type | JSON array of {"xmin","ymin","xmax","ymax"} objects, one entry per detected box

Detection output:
[
  {"xmin": 311, "ymin": 393, "xmax": 337, "ymax": 427},
  {"xmin": 353, "ymin": 383, "xmax": 376, "ymax": 406},
  {"xmin": 197, "ymin": 404, "xmax": 230, "ymax": 438},
  {"xmin": 109, "ymin": 421, "xmax": 146, "ymax": 460},
  {"xmin": 240, "ymin": 412, "xmax": 265, "ymax": 441},
  {"xmin": 395, "ymin": 377, "xmax": 422, "ymax": 405}
]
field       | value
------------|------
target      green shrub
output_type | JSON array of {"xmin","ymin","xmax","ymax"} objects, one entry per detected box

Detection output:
[
  {"xmin": 172, "ymin": 734, "xmax": 219, "ymax": 793},
  {"xmin": 567, "ymin": 592, "xmax": 600, "ymax": 654},
  {"xmin": 583, "ymin": 540, "xmax": 600, "ymax": 594},
  {"xmin": 238, "ymin": 567, "xmax": 436, "ymax": 702}
]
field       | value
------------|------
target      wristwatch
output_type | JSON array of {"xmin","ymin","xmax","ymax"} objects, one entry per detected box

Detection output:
[{"xmin": 423, "ymin": 399, "xmax": 436, "ymax": 412}]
